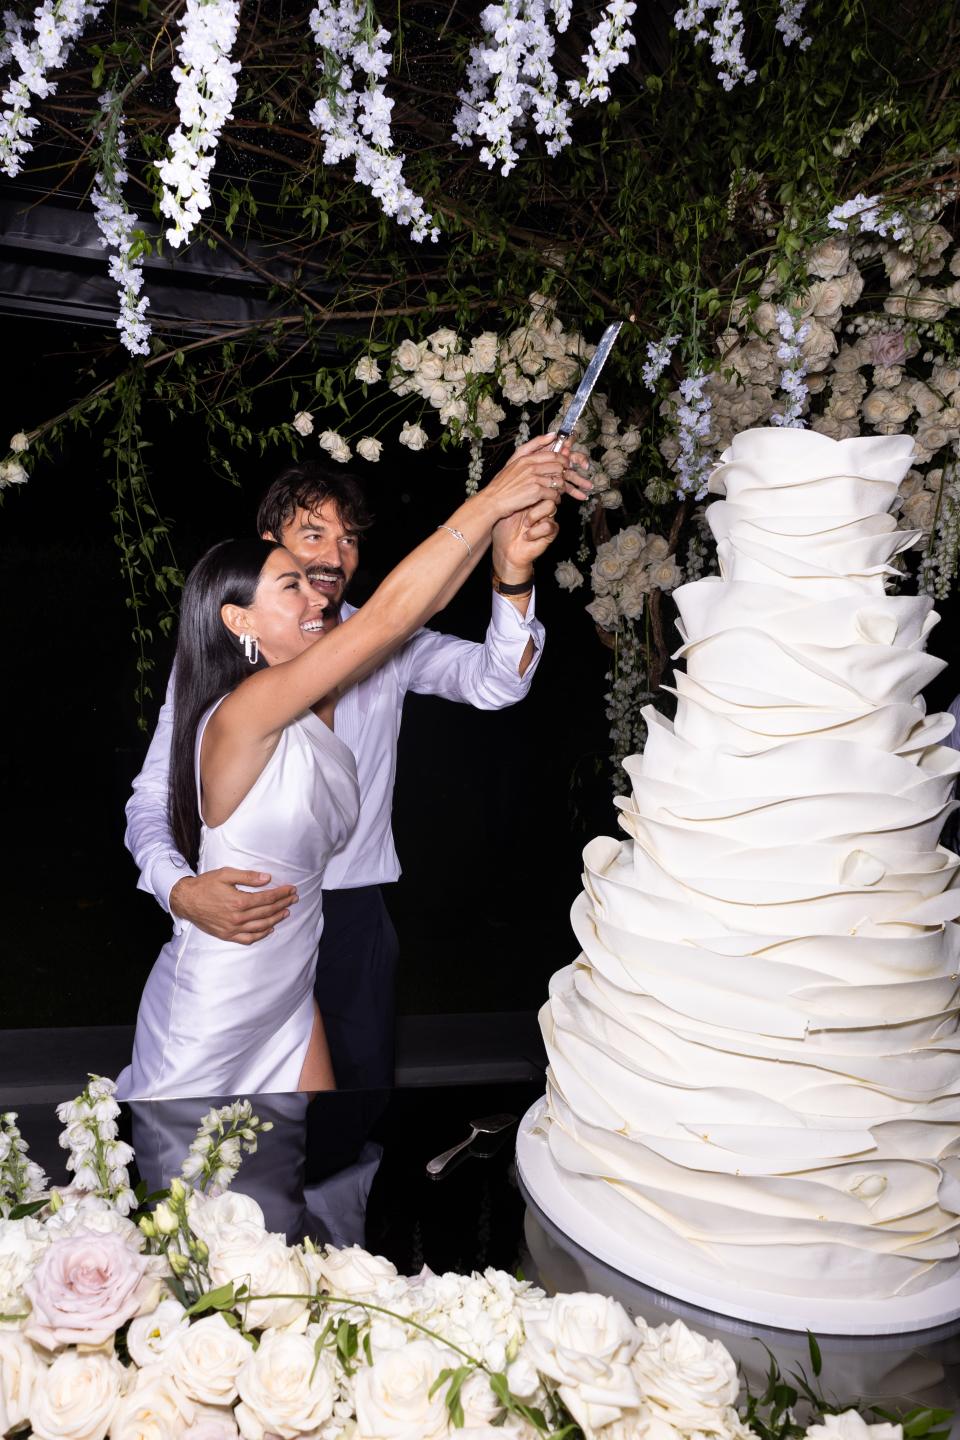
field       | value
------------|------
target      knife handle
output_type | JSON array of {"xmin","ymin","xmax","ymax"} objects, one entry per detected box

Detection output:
[{"xmin": 551, "ymin": 432, "xmax": 570, "ymax": 453}]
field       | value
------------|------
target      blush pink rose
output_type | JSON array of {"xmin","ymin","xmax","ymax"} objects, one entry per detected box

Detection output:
[
  {"xmin": 871, "ymin": 332, "xmax": 907, "ymax": 367},
  {"xmin": 23, "ymin": 1231, "xmax": 156, "ymax": 1350}
]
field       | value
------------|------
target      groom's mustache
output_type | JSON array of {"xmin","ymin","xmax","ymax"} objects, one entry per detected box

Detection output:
[{"xmin": 306, "ymin": 564, "xmax": 347, "ymax": 586}]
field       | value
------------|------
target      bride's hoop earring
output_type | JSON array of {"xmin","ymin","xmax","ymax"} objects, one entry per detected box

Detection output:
[{"xmin": 241, "ymin": 633, "xmax": 260, "ymax": 665}]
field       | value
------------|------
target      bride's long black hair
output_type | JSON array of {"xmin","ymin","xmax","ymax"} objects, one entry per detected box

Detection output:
[{"xmin": 168, "ymin": 537, "xmax": 281, "ymax": 868}]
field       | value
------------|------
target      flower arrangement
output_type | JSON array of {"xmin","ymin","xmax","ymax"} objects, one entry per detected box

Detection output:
[{"xmin": 0, "ymin": 1077, "xmax": 941, "ymax": 1440}]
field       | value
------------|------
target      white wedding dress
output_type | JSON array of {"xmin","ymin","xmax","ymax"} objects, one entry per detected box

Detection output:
[{"xmin": 117, "ymin": 701, "xmax": 360, "ymax": 1100}]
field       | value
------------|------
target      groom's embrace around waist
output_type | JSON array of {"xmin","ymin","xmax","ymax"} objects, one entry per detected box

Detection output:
[{"xmin": 124, "ymin": 457, "xmax": 558, "ymax": 1089}]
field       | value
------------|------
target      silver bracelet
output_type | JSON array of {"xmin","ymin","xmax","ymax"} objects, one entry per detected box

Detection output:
[{"xmin": 436, "ymin": 524, "xmax": 473, "ymax": 558}]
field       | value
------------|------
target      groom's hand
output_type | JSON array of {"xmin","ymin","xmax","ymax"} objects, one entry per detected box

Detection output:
[{"xmin": 169, "ymin": 869, "xmax": 298, "ymax": 944}]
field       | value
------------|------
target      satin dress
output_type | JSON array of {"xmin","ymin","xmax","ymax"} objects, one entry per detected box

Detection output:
[{"xmin": 117, "ymin": 701, "xmax": 360, "ymax": 1100}]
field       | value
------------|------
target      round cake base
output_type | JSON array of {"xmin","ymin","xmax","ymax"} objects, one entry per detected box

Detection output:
[{"xmin": 517, "ymin": 1099, "xmax": 960, "ymax": 1337}]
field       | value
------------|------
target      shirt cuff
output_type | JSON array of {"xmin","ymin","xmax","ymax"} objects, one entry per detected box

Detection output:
[
  {"xmin": 490, "ymin": 586, "xmax": 540, "ymax": 634},
  {"xmin": 138, "ymin": 852, "xmax": 196, "ymax": 935}
]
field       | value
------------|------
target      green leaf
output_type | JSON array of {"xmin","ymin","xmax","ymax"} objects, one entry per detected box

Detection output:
[
  {"xmin": 8, "ymin": 1200, "xmax": 46, "ymax": 1220},
  {"xmin": 807, "ymin": 1333, "xmax": 822, "ymax": 1378},
  {"xmin": 186, "ymin": 1282, "xmax": 236, "ymax": 1316}
]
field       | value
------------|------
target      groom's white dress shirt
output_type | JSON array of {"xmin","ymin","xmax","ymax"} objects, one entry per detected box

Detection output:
[{"xmin": 125, "ymin": 594, "xmax": 545, "ymax": 921}]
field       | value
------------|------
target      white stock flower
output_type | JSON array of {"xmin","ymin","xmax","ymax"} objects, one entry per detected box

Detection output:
[
  {"xmin": 292, "ymin": 411, "xmax": 314, "ymax": 437},
  {"xmin": 125, "ymin": 1297, "xmax": 189, "ymax": 1367},
  {"xmin": 354, "ymin": 1338, "xmax": 452, "ymax": 1440},
  {"xmin": 235, "ymin": 1331, "xmax": 335, "ymax": 1440},
  {"xmin": 0, "ymin": 1330, "xmax": 47, "ymax": 1433},
  {"xmin": 357, "ymin": 437, "xmax": 383, "ymax": 462},
  {"xmin": 355, "ymin": 356, "xmax": 382, "ymax": 383},
  {"xmin": 110, "ymin": 1370, "xmax": 193, "ymax": 1440},
  {"xmin": 398, "ymin": 421, "xmax": 428, "ymax": 451},
  {"xmin": 27, "ymin": 1349, "xmax": 127, "ymax": 1440},
  {"xmin": 554, "ymin": 560, "xmax": 584, "ymax": 591},
  {"xmin": 168, "ymin": 1313, "xmax": 252, "ymax": 1406}
]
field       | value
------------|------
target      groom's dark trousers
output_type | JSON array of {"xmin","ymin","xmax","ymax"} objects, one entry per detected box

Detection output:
[{"xmin": 314, "ymin": 885, "xmax": 399, "ymax": 1090}]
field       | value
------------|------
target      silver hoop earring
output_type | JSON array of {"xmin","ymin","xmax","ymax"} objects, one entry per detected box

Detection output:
[{"xmin": 241, "ymin": 633, "xmax": 260, "ymax": 665}]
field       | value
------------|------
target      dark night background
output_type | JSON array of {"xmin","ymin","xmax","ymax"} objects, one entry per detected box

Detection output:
[
  {"xmin": 5, "ymin": 312, "xmax": 960, "ymax": 1030},
  {"xmin": 2, "ymin": 312, "xmax": 619, "ymax": 1028}
]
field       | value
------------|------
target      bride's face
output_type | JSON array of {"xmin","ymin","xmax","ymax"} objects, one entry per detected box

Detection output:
[{"xmin": 227, "ymin": 547, "xmax": 334, "ymax": 664}]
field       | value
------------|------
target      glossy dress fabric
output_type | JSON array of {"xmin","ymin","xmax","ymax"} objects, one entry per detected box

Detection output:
[
  {"xmin": 117, "ymin": 704, "xmax": 359, "ymax": 1101},
  {"xmin": 539, "ymin": 429, "xmax": 960, "ymax": 1304}
]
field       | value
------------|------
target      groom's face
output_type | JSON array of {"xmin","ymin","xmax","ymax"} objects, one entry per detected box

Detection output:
[{"xmin": 267, "ymin": 500, "xmax": 360, "ymax": 609}]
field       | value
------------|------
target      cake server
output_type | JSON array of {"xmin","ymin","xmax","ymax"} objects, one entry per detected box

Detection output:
[
  {"xmin": 426, "ymin": 1112, "xmax": 516, "ymax": 1178},
  {"xmin": 551, "ymin": 318, "xmax": 630, "ymax": 452}
]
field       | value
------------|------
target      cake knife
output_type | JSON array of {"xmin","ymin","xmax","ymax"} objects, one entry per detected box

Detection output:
[{"xmin": 551, "ymin": 317, "xmax": 631, "ymax": 452}]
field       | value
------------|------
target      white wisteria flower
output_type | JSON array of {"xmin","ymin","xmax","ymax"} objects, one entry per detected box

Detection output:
[
  {"xmin": 674, "ymin": 0, "xmax": 756, "ymax": 90},
  {"xmin": 568, "ymin": 0, "xmax": 638, "ymax": 105},
  {"xmin": 156, "ymin": 0, "xmax": 241, "ymax": 247},
  {"xmin": 90, "ymin": 92, "xmax": 151, "ymax": 356}
]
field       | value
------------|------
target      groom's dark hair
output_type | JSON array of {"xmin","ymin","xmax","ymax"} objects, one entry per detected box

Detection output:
[{"xmin": 257, "ymin": 461, "xmax": 373, "ymax": 541}]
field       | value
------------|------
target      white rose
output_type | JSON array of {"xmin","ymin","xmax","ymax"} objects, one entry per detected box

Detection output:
[
  {"xmin": 439, "ymin": 398, "xmax": 469, "ymax": 427},
  {"xmin": 803, "ymin": 277, "xmax": 849, "ymax": 323},
  {"xmin": 863, "ymin": 388, "xmax": 912, "ymax": 427},
  {"xmin": 529, "ymin": 373, "xmax": 553, "ymax": 403},
  {"xmin": 601, "ymin": 487, "xmax": 623, "ymax": 509},
  {"xmin": 872, "ymin": 365, "xmax": 903, "ymax": 390},
  {"xmin": 9, "ymin": 431, "xmax": 29, "ymax": 452},
  {"xmin": 417, "ymin": 353, "xmax": 445, "ymax": 383},
  {"xmin": 319, "ymin": 429, "xmax": 352, "ymax": 464},
  {"xmin": 641, "ymin": 534, "xmax": 670, "ymax": 564},
  {"xmin": 355, "ymin": 356, "xmax": 382, "ymax": 384},
  {"xmin": 602, "ymin": 447, "xmax": 629, "ymax": 480},
  {"xmin": 0, "ymin": 1331, "xmax": 47, "ymax": 1433},
  {"xmin": 931, "ymin": 363, "xmax": 960, "ymax": 398},
  {"xmin": 914, "ymin": 419, "xmax": 952, "ymax": 456},
  {"xmin": 812, "ymin": 414, "xmax": 859, "ymax": 440},
  {"xmin": 907, "ymin": 380, "xmax": 944, "ymax": 418},
  {"xmin": 468, "ymin": 333, "xmax": 499, "ymax": 374},
  {"xmin": 833, "ymin": 340, "xmax": 868, "ymax": 373},
  {"xmin": 291, "ymin": 411, "xmax": 314, "ymax": 437},
  {"xmin": 398, "ymin": 421, "xmax": 428, "ymax": 451},
  {"xmin": 554, "ymin": 561, "xmax": 584, "ymax": 591},
  {"xmin": 182, "ymin": 1404, "xmax": 241, "ymax": 1438},
  {"xmin": 311, "ymin": 1244, "xmax": 398, "ymax": 1300},
  {"xmin": 207, "ymin": 1232, "xmax": 310, "ymax": 1333},
  {"xmin": 806, "ymin": 234, "xmax": 850, "ymax": 279},
  {"xmin": 235, "ymin": 1331, "xmax": 334, "ymax": 1440},
  {"xmin": 617, "ymin": 580, "xmax": 646, "ymax": 621},
  {"xmin": 650, "ymin": 558, "xmax": 683, "ymax": 592},
  {"xmin": 800, "ymin": 318, "xmax": 837, "ymax": 372},
  {"xmin": 44, "ymin": 1207, "xmax": 142, "ymax": 1252},
  {"xmin": 0, "ymin": 1217, "xmax": 47, "ymax": 1326},
  {"xmin": 389, "ymin": 374, "xmax": 417, "ymax": 397},
  {"xmin": 0, "ymin": 459, "xmax": 28, "ymax": 487},
  {"xmin": 426, "ymin": 380, "xmax": 452, "ymax": 408},
  {"xmin": 915, "ymin": 222, "xmax": 952, "ymax": 273},
  {"xmin": 357, "ymin": 437, "xmax": 383, "ymax": 463},
  {"xmin": 614, "ymin": 527, "xmax": 645, "ymax": 563},
  {"xmin": 545, "ymin": 356, "xmax": 579, "ymax": 391},
  {"xmin": 632, "ymin": 1318, "xmax": 739, "ymax": 1428},
  {"xmin": 883, "ymin": 246, "xmax": 916, "ymax": 291},
  {"xmin": 902, "ymin": 491, "xmax": 936, "ymax": 537},
  {"xmin": 354, "ymin": 1338, "xmax": 451, "ymax": 1440},
  {"xmin": 620, "ymin": 426, "xmax": 641, "ymax": 454},
  {"xmin": 394, "ymin": 339, "xmax": 423, "ymax": 372},
  {"xmin": 443, "ymin": 355, "xmax": 467, "ymax": 384},
  {"xmin": 28, "ymin": 1350, "xmax": 127, "ymax": 1440},
  {"xmin": 806, "ymin": 1414, "xmax": 903, "ymax": 1440},
  {"xmin": 428, "ymin": 328, "xmax": 459, "ymax": 358},
  {"xmin": 125, "ymin": 1297, "xmax": 189, "ymax": 1368},
  {"xmin": 168, "ymin": 1313, "xmax": 252, "ymax": 1405},
  {"xmin": 522, "ymin": 1293, "xmax": 640, "ymax": 1432},
  {"xmin": 110, "ymin": 1370, "xmax": 193, "ymax": 1440},
  {"xmin": 950, "ymin": 248, "xmax": 960, "ymax": 278},
  {"xmin": 502, "ymin": 373, "xmax": 533, "ymax": 406},
  {"xmin": 905, "ymin": 287, "xmax": 950, "ymax": 322}
]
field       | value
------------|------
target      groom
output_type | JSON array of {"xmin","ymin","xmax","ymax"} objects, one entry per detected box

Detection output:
[{"xmin": 125, "ymin": 449, "xmax": 579, "ymax": 1089}]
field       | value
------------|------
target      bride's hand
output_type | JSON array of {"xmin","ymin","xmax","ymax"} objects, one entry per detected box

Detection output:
[{"xmin": 481, "ymin": 434, "xmax": 592, "ymax": 518}]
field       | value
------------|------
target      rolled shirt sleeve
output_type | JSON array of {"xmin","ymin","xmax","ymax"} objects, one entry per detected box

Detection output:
[
  {"xmin": 398, "ymin": 589, "xmax": 545, "ymax": 706},
  {"xmin": 123, "ymin": 668, "xmax": 194, "ymax": 926}
]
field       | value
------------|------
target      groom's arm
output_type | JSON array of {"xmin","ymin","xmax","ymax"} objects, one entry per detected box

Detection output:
[{"xmin": 124, "ymin": 670, "xmax": 296, "ymax": 944}]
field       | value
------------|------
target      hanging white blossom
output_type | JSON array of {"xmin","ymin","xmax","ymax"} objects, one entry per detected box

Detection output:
[
  {"xmin": 156, "ymin": 0, "xmax": 241, "ymax": 248},
  {"xmin": 308, "ymin": 0, "xmax": 437, "ymax": 242},
  {"xmin": 91, "ymin": 92, "xmax": 151, "ymax": 356},
  {"xmin": 769, "ymin": 306, "xmax": 809, "ymax": 427},
  {"xmin": 642, "ymin": 332, "xmax": 680, "ymax": 390},
  {"xmin": 567, "ymin": 0, "xmax": 638, "ymax": 106},
  {"xmin": 775, "ymin": 0, "xmax": 811, "ymax": 49},
  {"xmin": 826, "ymin": 191, "xmax": 910, "ymax": 241},
  {"xmin": 0, "ymin": 0, "xmax": 108, "ymax": 177},
  {"xmin": 451, "ymin": 0, "xmax": 572, "ymax": 176},
  {"xmin": 673, "ymin": 0, "xmax": 756, "ymax": 90},
  {"xmin": 672, "ymin": 369, "xmax": 713, "ymax": 498}
]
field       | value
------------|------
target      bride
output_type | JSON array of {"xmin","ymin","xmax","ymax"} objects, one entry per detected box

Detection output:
[{"xmin": 117, "ymin": 436, "xmax": 583, "ymax": 1100}]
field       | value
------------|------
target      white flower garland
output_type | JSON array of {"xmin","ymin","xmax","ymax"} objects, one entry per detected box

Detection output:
[
  {"xmin": 451, "ymin": 0, "xmax": 572, "ymax": 176},
  {"xmin": 309, "ymin": 0, "xmax": 437, "ymax": 242},
  {"xmin": 91, "ymin": 90, "xmax": 151, "ymax": 356},
  {"xmin": 156, "ymin": 0, "xmax": 241, "ymax": 248},
  {"xmin": 0, "ymin": 0, "xmax": 107, "ymax": 177}
]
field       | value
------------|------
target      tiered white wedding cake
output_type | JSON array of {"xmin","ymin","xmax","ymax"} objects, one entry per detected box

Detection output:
[{"xmin": 518, "ymin": 428, "xmax": 960, "ymax": 1332}]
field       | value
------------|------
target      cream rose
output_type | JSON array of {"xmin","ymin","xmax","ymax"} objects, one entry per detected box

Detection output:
[
  {"xmin": 439, "ymin": 398, "xmax": 469, "ymax": 427},
  {"xmin": 0, "ymin": 1216, "xmax": 47, "ymax": 1327},
  {"xmin": 354, "ymin": 1338, "xmax": 452, "ymax": 1440},
  {"xmin": 417, "ymin": 353, "xmax": 445, "ymax": 383},
  {"xmin": 806, "ymin": 1413, "xmax": 903, "ymax": 1440},
  {"xmin": 0, "ymin": 1330, "xmax": 47, "ymax": 1433},
  {"xmin": 398, "ymin": 421, "xmax": 428, "ymax": 450},
  {"xmin": 601, "ymin": 487, "xmax": 623, "ymax": 510},
  {"xmin": 28, "ymin": 1350, "xmax": 127, "ymax": 1440},
  {"xmin": 0, "ymin": 458, "xmax": 28, "ymax": 487},
  {"xmin": 907, "ymin": 380, "xmax": 943, "ymax": 418},
  {"xmin": 807, "ymin": 234, "xmax": 850, "ymax": 279},
  {"xmin": 800, "ymin": 318, "xmax": 837, "ymax": 371},
  {"xmin": 641, "ymin": 534, "xmax": 671, "ymax": 564},
  {"xmin": 902, "ymin": 491, "xmax": 937, "ymax": 537},
  {"xmin": 319, "ymin": 429, "xmax": 352, "ymax": 464},
  {"xmin": 545, "ymin": 356, "xmax": 579, "ymax": 391},
  {"xmin": 614, "ymin": 527, "xmax": 646, "ymax": 563},
  {"xmin": 522, "ymin": 1293, "xmax": 640, "ymax": 1432},
  {"xmin": 905, "ymin": 286, "xmax": 950, "ymax": 322},
  {"xmin": 931, "ymin": 363, "xmax": 960, "ymax": 398},
  {"xmin": 291, "ymin": 410, "xmax": 314, "ymax": 437},
  {"xmin": 443, "ymin": 355, "xmax": 467, "ymax": 384},
  {"xmin": 182, "ymin": 1404, "xmax": 241, "ymax": 1438},
  {"xmin": 235, "ymin": 1331, "xmax": 335, "ymax": 1440},
  {"xmin": 427, "ymin": 327, "xmax": 458, "ymax": 358},
  {"xmin": 468, "ymin": 333, "xmax": 498, "ymax": 374},
  {"xmin": 109, "ymin": 1370, "xmax": 193, "ymax": 1440},
  {"xmin": 586, "ymin": 595, "xmax": 619, "ymax": 631},
  {"xmin": 311, "ymin": 1244, "xmax": 398, "ymax": 1299},
  {"xmin": 208, "ymin": 1232, "xmax": 310, "ymax": 1333},
  {"xmin": 168, "ymin": 1312, "xmax": 252, "ymax": 1405},
  {"xmin": 554, "ymin": 561, "xmax": 584, "ymax": 591},
  {"xmin": 394, "ymin": 339, "xmax": 423, "ymax": 372},
  {"xmin": 24, "ymin": 1232, "xmax": 156, "ymax": 1350},
  {"xmin": 125, "ymin": 1297, "xmax": 189, "ymax": 1368},
  {"xmin": 602, "ymin": 447, "xmax": 629, "ymax": 480},
  {"xmin": 633, "ymin": 1318, "xmax": 740, "ymax": 1429},
  {"xmin": 357, "ymin": 437, "xmax": 383, "ymax": 463},
  {"xmin": 870, "ymin": 331, "xmax": 906, "ymax": 367},
  {"xmin": 355, "ymin": 356, "xmax": 382, "ymax": 384}
]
